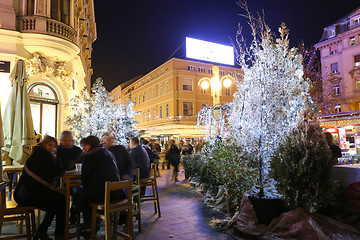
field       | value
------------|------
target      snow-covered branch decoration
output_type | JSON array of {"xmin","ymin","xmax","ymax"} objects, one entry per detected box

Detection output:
[{"xmin": 229, "ymin": 0, "xmax": 312, "ymax": 197}]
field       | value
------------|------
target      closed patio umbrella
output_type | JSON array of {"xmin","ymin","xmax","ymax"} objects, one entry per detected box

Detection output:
[
  {"xmin": 0, "ymin": 100, "xmax": 4, "ymax": 179},
  {"xmin": 2, "ymin": 59, "xmax": 36, "ymax": 165}
]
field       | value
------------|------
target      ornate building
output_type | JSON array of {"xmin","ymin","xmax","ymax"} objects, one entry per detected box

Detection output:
[
  {"xmin": 110, "ymin": 58, "xmax": 240, "ymax": 139},
  {"xmin": 315, "ymin": 7, "xmax": 360, "ymax": 113},
  {"xmin": 0, "ymin": 0, "xmax": 96, "ymax": 137}
]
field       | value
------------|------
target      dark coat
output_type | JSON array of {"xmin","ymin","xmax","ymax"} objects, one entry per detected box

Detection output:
[
  {"xmin": 57, "ymin": 144, "xmax": 83, "ymax": 171},
  {"xmin": 81, "ymin": 147, "xmax": 125, "ymax": 204},
  {"xmin": 169, "ymin": 144, "xmax": 181, "ymax": 166},
  {"xmin": 14, "ymin": 146, "xmax": 64, "ymax": 205},
  {"xmin": 143, "ymin": 145, "xmax": 154, "ymax": 164},
  {"xmin": 330, "ymin": 145, "xmax": 342, "ymax": 164},
  {"xmin": 130, "ymin": 145, "xmax": 150, "ymax": 179},
  {"xmin": 107, "ymin": 145, "xmax": 133, "ymax": 179}
]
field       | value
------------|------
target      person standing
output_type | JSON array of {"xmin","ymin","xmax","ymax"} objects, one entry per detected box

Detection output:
[
  {"xmin": 168, "ymin": 139, "xmax": 180, "ymax": 182},
  {"xmin": 79, "ymin": 136, "xmax": 126, "ymax": 239},
  {"xmin": 14, "ymin": 136, "xmax": 65, "ymax": 240},
  {"xmin": 129, "ymin": 137, "xmax": 150, "ymax": 195},
  {"xmin": 57, "ymin": 131, "xmax": 83, "ymax": 171},
  {"xmin": 142, "ymin": 139, "xmax": 154, "ymax": 164},
  {"xmin": 325, "ymin": 132, "xmax": 342, "ymax": 165},
  {"xmin": 102, "ymin": 132, "xmax": 133, "ymax": 180}
]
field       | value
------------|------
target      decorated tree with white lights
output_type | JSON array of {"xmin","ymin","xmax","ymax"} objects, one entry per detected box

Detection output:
[
  {"xmin": 228, "ymin": 1, "xmax": 311, "ymax": 197},
  {"xmin": 66, "ymin": 78, "xmax": 139, "ymax": 145}
]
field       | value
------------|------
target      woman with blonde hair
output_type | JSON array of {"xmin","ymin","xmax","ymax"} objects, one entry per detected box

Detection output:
[{"xmin": 14, "ymin": 136, "xmax": 65, "ymax": 240}]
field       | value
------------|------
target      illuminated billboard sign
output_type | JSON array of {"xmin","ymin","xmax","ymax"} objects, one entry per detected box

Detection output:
[{"xmin": 186, "ymin": 37, "xmax": 234, "ymax": 65}]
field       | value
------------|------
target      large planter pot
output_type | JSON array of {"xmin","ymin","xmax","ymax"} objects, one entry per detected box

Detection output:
[{"xmin": 248, "ymin": 195, "xmax": 285, "ymax": 225}]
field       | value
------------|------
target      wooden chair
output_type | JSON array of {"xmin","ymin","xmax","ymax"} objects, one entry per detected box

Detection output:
[
  {"xmin": 140, "ymin": 165, "xmax": 161, "ymax": 218},
  {"xmin": 132, "ymin": 168, "xmax": 141, "ymax": 232},
  {"xmin": 0, "ymin": 181, "xmax": 36, "ymax": 240},
  {"xmin": 91, "ymin": 180, "xmax": 133, "ymax": 240}
]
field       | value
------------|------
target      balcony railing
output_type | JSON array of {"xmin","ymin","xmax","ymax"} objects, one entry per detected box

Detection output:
[
  {"xmin": 19, "ymin": 16, "xmax": 76, "ymax": 43},
  {"xmin": 349, "ymin": 22, "xmax": 360, "ymax": 30}
]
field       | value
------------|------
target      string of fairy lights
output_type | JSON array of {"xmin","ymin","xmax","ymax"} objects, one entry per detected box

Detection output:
[{"xmin": 135, "ymin": 111, "xmax": 197, "ymax": 122}]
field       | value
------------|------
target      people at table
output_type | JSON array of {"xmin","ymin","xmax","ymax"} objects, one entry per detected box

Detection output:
[
  {"xmin": 14, "ymin": 136, "xmax": 65, "ymax": 240},
  {"xmin": 325, "ymin": 132, "xmax": 342, "ymax": 165},
  {"xmin": 57, "ymin": 130, "xmax": 83, "ymax": 171},
  {"xmin": 129, "ymin": 137, "xmax": 150, "ymax": 195},
  {"xmin": 102, "ymin": 132, "xmax": 133, "ymax": 180},
  {"xmin": 78, "ymin": 135, "xmax": 126, "ymax": 238}
]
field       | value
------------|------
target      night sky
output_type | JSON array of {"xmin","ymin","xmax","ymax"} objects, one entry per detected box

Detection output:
[{"xmin": 91, "ymin": 0, "xmax": 359, "ymax": 91}]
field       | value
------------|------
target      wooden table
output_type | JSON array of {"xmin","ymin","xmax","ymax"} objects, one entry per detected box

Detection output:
[
  {"xmin": 59, "ymin": 171, "xmax": 81, "ymax": 240},
  {"xmin": 3, "ymin": 165, "xmax": 24, "ymax": 200}
]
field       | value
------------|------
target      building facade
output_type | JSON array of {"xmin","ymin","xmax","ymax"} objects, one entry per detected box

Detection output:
[
  {"xmin": 315, "ymin": 7, "xmax": 360, "ymax": 114},
  {"xmin": 0, "ymin": 0, "xmax": 96, "ymax": 137},
  {"xmin": 111, "ymin": 58, "xmax": 241, "ymax": 139}
]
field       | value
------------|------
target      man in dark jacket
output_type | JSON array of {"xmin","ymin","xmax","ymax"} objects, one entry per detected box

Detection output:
[
  {"xmin": 142, "ymin": 139, "xmax": 154, "ymax": 164},
  {"xmin": 57, "ymin": 130, "xmax": 83, "ymax": 171},
  {"xmin": 130, "ymin": 137, "xmax": 150, "ymax": 195},
  {"xmin": 79, "ymin": 136, "xmax": 126, "ymax": 238}
]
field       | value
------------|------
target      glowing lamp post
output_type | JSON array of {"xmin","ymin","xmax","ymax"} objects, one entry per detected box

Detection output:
[{"xmin": 198, "ymin": 65, "xmax": 233, "ymax": 106}]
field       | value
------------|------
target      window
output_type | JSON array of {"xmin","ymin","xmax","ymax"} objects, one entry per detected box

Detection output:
[
  {"xmin": 350, "ymin": 37, "xmax": 356, "ymax": 46},
  {"xmin": 143, "ymin": 93, "xmax": 145, "ymax": 102},
  {"xmin": 356, "ymin": 78, "xmax": 360, "ymax": 91},
  {"xmin": 187, "ymin": 66, "xmax": 196, "ymax": 71},
  {"xmin": 355, "ymin": 54, "xmax": 360, "ymax": 67},
  {"xmin": 160, "ymin": 106, "xmax": 163, "ymax": 118},
  {"xmin": 208, "ymin": 69, "xmax": 213, "ymax": 74},
  {"xmin": 201, "ymin": 89, "xmax": 206, "ymax": 94},
  {"xmin": 51, "ymin": 0, "xmax": 70, "ymax": 24},
  {"xmin": 182, "ymin": 78, "xmax": 193, "ymax": 91},
  {"xmin": 166, "ymin": 104, "xmax": 169, "ymax": 117},
  {"xmin": 331, "ymin": 63, "xmax": 338, "ymax": 74},
  {"xmin": 330, "ymin": 45, "xmax": 337, "ymax": 55},
  {"xmin": 198, "ymin": 67, "xmax": 206, "ymax": 73},
  {"xmin": 159, "ymin": 84, "xmax": 163, "ymax": 96},
  {"xmin": 138, "ymin": 95, "xmax": 140, "ymax": 105},
  {"xmin": 335, "ymin": 105, "xmax": 341, "ymax": 113},
  {"xmin": 165, "ymin": 81, "xmax": 169, "ymax": 93},
  {"xmin": 183, "ymin": 102, "xmax": 193, "ymax": 116},
  {"xmin": 333, "ymin": 84, "xmax": 340, "ymax": 95},
  {"xmin": 28, "ymin": 84, "xmax": 58, "ymax": 137},
  {"xmin": 142, "ymin": 113, "xmax": 145, "ymax": 122},
  {"xmin": 152, "ymin": 87, "xmax": 155, "ymax": 98},
  {"xmin": 147, "ymin": 90, "xmax": 150, "ymax": 100},
  {"xmin": 225, "ymin": 88, "xmax": 231, "ymax": 96},
  {"xmin": 152, "ymin": 108, "xmax": 155, "ymax": 120},
  {"xmin": 329, "ymin": 29, "xmax": 336, "ymax": 38},
  {"xmin": 147, "ymin": 110, "xmax": 150, "ymax": 121},
  {"xmin": 27, "ymin": 0, "xmax": 34, "ymax": 15},
  {"xmin": 220, "ymin": 71, "xmax": 225, "ymax": 75}
]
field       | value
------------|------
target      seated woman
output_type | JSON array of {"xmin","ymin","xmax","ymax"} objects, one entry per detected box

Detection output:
[
  {"xmin": 14, "ymin": 136, "xmax": 65, "ymax": 240},
  {"xmin": 79, "ymin": 136, "xmax": 126, "ymax": 238}
]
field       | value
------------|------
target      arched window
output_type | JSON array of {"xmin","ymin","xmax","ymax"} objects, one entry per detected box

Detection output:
[
  {"xmin": 166, "ymin": 104, "xmax": 169, "ymax": 117},
  {"xmin": 28, "ymin": 83, "xmax": 59, "ymax": 137}
]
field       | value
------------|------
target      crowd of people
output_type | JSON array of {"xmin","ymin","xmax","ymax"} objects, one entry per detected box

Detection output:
[{"xmin": 13, "ymin": 131, "xmax": 202, "ymax": 240}]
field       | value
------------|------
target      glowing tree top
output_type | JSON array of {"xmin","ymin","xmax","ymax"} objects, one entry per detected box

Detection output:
[{"xmin": 229, "ymin": 1, "xmax": 312, "ymax": 197}]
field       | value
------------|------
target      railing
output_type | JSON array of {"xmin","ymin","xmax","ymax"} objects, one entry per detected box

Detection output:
[{"xmin": 19, "ymin": 16, "xmax": 76, "ymax": 43}]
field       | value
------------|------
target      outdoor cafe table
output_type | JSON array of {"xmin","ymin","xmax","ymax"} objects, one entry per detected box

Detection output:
[
  {"xmin": 3, "ymin": 165, "xmax": 24, "ymax": 200},
  {"xmin": 59, "ymin": 171, "xmax": 81, "ymax": 240}
]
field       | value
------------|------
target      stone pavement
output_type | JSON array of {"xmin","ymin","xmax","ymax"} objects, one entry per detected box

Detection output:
[
  {"xmin": 133, "ymin": 168, "xmax": 236, "ymax": 240},
  {"xmin": 1, "ymin": 168, "xmax": 237, "ymax": 240}
]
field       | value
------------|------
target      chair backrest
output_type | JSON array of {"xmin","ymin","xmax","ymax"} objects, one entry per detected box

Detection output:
[
  {"xmin": 150, "ymin": 164, "xmax": 157, "ymax": 179},
  {"xmin": 0, "ymin": 181, "xmax": 6, "ymax": 209},
  {"xmin": 133, "ymin": 168, "xmax": 140, "ymax": 186},
  {"xmin": 104, "ymin": 180, "xmax": 132, "ymax": 209}
]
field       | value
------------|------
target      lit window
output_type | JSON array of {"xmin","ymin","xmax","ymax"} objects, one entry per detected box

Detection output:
[
  {"xmin": 225, "ymin": 88, "xmax": 231, "ymax": 96},
  {"xmin": 166, "ymin": 104, "xmax": 169, "ymax": 117},
  {"xmin": 147, "ymin": 110, "xmax": 150, "ymax": 121},
  {"xmin": 183, "ymin": 78, "xmax": 193, "ymax": 91},
  {"xmin": 335, "ymin": 105, "xmax": 341, "ymax": 113},
  {"xmin": 350, "ymin": 37, "xmax": 356, "ymax": 46},
  {"xmin": 152, "ymin": 87, "xmax": 155, "ymax": 98},
  {"xmin": 165, "ymin": 81, "xmax": 169, "ymax": 93},
  {"xmin": 356, "ymin": 78, "xmax": 360, "ymax": 91},
  {"xmin": 333, "ymin": 84, "xmax": 340, "ymax": 95},
  {"xmin": 160, "ymin": 106, "xmax": 163, "ymax": 118},
  {"xmin": 329, "ymin": 29, "xmax": 336, "ymax": 38},
  {"xmin": 201, "ymin": 89, "xmax": 206, "ymax": 94},
  {"xmin": 330, "ymin": 45, "xmax": 337, "ymax": 55},
  {"xmin": 355, "ymin": 54, "xmax": 360, "ymax": 67},
  {"xmin": 183, "ymin": 102, "xmax": 193, "ymax": 116},
  {"xmin": 331, "ymin": 63, "xmax": 338, "ymax": 74},
  {"xmin": 152, "ymin": 108, "xmax": 155, "ymax": 120}
]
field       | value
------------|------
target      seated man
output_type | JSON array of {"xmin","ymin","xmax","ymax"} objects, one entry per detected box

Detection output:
[{"xmin": 130, "ymin": 137, "xmax": 150, "ymax": 195}]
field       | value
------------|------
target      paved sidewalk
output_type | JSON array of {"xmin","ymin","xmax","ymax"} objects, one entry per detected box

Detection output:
[{"xmin": 134, "ymin": 168, "xmax": 236, "ymax": 240}]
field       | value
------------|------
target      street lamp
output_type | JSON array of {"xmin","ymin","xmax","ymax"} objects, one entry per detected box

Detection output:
[{"xmin": 198, "ymin": 65, "xmax": 233, "ymax": 106}]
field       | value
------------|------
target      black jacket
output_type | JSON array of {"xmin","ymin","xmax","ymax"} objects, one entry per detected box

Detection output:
[
  {"xmin": 81, "ymin": 147, "xmax": 125, "ymax": 203},
  {"xmin": 130, "ymin": 145, "xmax": 150, "ymax": 179},
  {"xmin": 57, "ymin": 144, "xmax": 83, "ymax": 171},
  {"xmin": 14, "ymin": 146, "xmax": 63, "ymax": 205},
  {"xmin": 107, "ymin": 145, "xmax": 133, "ymax": 179}
]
